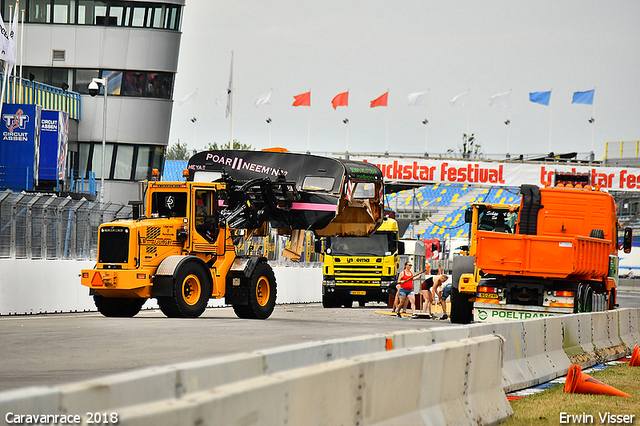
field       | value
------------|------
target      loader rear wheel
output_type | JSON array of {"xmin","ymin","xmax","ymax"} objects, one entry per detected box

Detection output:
[
  {"xmin": 232, "ymin": 262, "xmax": 277, "ymax": 319},
  {"xmin": 450, "ymin": 286, "xmax": 474, "ymax": 324},
  {"xmin": 94, "ymin": 294, "xmax": 145, "ymax": 317},
  {"xmin": 158, "ymin": 262, "xmax": 211, "ymax": 318}
]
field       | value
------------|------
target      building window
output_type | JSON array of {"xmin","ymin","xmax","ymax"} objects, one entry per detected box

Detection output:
[
  {"xmin": 130, "ymin": 5, "xmax": 146, "ymax": 27},
  {"xmin": 77, "ymin": 143, "xmax": 165, "ymax": 182},
  {"xmin": 29, "ymin": 0, "xmax": 51, "ymax": 23},
  {"xmin": 134, "ymin": 146, "xmax": 152, "ymax": 180},
  {"xmin": 113, "ymin": 145, "xmax": 134, "ymax": 180},
  {"xmin": 74, "ymin": 69, "xmax": 99, "ymax": 94},
  {"xmin": 101, "ymin": 70, "xmax": 122, "ymax": 95},
  {"xmin": 91, "ymin": 143, "xmax": 114, "ymax": 179},
  {"xmin": 53, "ymin": 0, "xmax": 76, "ymax": 24}
]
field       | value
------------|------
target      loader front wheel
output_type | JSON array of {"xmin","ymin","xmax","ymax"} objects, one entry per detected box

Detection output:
[
  {"xmin": 233, "ymin": 262, "xmax": 277, "ymax": 319},
  {"xmin": 450, "ymin": 286, "xmax": 474, "ymax": 324},
  {"xmin": 94, "ymin": 294, "xmax": 145, "ymax": 317},
  {"xmin": 158, "ymin": 262, "xmax": 211, "ymax": 318}
]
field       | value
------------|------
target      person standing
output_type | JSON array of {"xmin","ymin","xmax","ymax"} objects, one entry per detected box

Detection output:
[{"xmin": 396, "ymin": 261, "xmax": 422, "ymax": 318}]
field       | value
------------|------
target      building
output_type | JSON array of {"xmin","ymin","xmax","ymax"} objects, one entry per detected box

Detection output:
[{"xmin": 6, "ymin": 0, "xmax": 184, "ymax": 204}]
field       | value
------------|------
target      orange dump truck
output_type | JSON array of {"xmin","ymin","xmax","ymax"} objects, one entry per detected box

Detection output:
[{"xmin": 450, "ymin": 172, "xmax": 633, "ymax": 324}]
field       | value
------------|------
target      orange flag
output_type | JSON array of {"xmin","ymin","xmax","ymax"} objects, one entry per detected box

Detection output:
[
  {"xmin": 293, "ymin": 91, "xmax": 311, "ymax": 107},
  {"xmin": 370, "ymin": 92, "xmax": 388, "ymax": 108},
  {"xmin": 331, "ymin": 91, "xmax": 349, "ymax": 109}
]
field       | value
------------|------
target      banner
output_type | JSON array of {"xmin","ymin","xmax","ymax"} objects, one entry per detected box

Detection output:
[
  {"xmin": 0, "ymin": 104, "xmax": 41, "ymax": 190},
  {"xmin": 40, "ymin": 110, "xmax": 68, "ymax": 181},
  {"xmin": 351, "ymin": 155, "xmax": 640, "ymax": 192}
]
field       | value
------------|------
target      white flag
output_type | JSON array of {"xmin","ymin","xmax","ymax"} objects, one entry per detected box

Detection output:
[
  {"xmin": 176, "ymin": 89, "xmax": 197, "ymax": 106},
  {"xmin": 254, "ymin": 90, "xmax": 271, "ymax": 107},
  {"xmin": 215, "ymin": 91, "xmax": 229, "ymax": 109},
  {"xmin": 0, "ymin": 10, "xmax": 10, "ymax": 64},
  {"xmin": 450, "ymin": 91, "xmax": 469, "ymax": 107},
  {"xmin": 489, "ymin": 91, "xmax": 510, "ymax": 108},
  {"xmin": 7, "ymin": 2, "xmax": 17, "ymax": 65},
  {"xmin": 407, "ymin": 91, "xmax": 429, "ymax": 106},
  {"xmin": 217, "ymin": 52, "xmax": 233, "ymax": 118}
]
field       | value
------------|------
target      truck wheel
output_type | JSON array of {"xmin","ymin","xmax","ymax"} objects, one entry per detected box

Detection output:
[
  {"xmin": 233, "ymin": 262, "xmax": 277, "ymax": 319},
  {"xmin": 608, "ymin": 288, "xmax": 616, "ymax": 310},
  {"xmin": 94, "ymin": 294, "xmax": 145, "ymax": 317},
  {"xmin": 322, "ymin": 293, "xmax": 338, "ymax": 308},
  {"xmin": 580, "ymin": 284, "xmax": 593, "ymax": 312},
  {"xmin": 450, "ymin": 286, "xmax": 473, "ymax": 324},
  {"xmin": 158, "ymin": 262, "xmax": 211, "ymax": 318}
]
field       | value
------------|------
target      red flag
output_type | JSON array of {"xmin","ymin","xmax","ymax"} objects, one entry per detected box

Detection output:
[
  {"xmin": 293, "ymin": 91, "xmax": 311, "ymax": 107},
  {"xmin": 370, "ymin": 92, "xmax": 388, "ymax": 108},
  {"xmin": 331, "ymin": 91, "xmax": 349, "ymax": 109}
]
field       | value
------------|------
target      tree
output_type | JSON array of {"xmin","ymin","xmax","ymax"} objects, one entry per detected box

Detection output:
[
  {"xmin": 202, "ymin": 140, "xmax": 253, "ymax": 152},
  {"xmin": 461, "ymin": 133, "xmax": 482, "ymax": 159},
  {"xmin": 166, "ymin": 141, "xmax": 190, "ymax": 160}
]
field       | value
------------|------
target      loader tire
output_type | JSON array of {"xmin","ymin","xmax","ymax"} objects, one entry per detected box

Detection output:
[
  {"xmin": 158, "ymin": 262, "xmax": 211, "ymax": 318},
  {"xmin": 94, "ymin": 294, "xmax": 145, "ymax": 318},
  {"xmin": 232, "ymin": 262, "xmax": 277, "ymax": 319}
]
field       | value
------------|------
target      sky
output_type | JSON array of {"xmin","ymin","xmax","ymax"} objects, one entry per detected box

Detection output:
[{"xmin": 169, "ymin": 1, "xmax": 640, "ymax": 161}]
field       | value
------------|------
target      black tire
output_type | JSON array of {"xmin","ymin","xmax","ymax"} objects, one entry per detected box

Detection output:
[
  {"xmin": 157, "ymin": 261, "xmax": 212, "ymax": 318},
  {"xmin": 580, "ymin": 284, "xmax": 593, "ymax": 312},
  {"xmin": 358, "ymin": 300, "xmax": 366, "ymax": 307},
  {"xmin": 590, "ymin": 229, "xmax": 605, "ymax": 239},
  {"xmin": 608, "ymin": 288, "xmax": 616, "ymax": 310},
  {"xmin": 233, "ymin": 262, "xmax": 277, "ymax": 319},
  {"xmin": 94, "ymin": 294, "xmax": 145, "ymax": 317},
  {"xmin": 322, "ymin": 293, "xmax": 338, "ymax": 308},
  {"xmin": 450, "ymin": 286, "xmax": 474, "ymax": 324}
]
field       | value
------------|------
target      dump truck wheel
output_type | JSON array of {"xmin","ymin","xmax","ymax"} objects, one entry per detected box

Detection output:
[
  {"xmin": 94, "ymin": 294, "xmax": 145, "ymax": 317},
  {"xmin": 608, "ymin": 288, "xmax": 616, "ymax": 310},
  {"xmin": 247, "ymin": 262, "xmax": 277, "ymax": 319},
  {"xmin": 158, "ymin": 262, "xmax": 211, "ymax": 318},
  {"xmin": 450, "ymin": 286, "xmax": 473, "ymax": 324},
  {"xmin": 580, "ymin": 284, "xmax": 593, "ymax": 312},
  {"xmin": 322, "ymin": 293, "xmax": 338, "ymax": 308}
]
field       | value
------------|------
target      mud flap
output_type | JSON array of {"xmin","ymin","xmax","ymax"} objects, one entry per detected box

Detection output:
[{"xmin": 225, "ymin": 256, "xmax": 263, "ymax": 305}]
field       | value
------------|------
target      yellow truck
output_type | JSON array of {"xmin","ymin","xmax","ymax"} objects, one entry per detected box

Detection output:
[
  {"xmin": 320, "ymin": 217, "xmax": 403, "ymax": 307},
  {"xmin": 81, "ymin": 150, "xmax": 384, "ymax": 319}
]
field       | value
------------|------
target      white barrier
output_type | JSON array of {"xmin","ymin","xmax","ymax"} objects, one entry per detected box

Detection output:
[
  {"xmin": 618, "ymin": 308, "xmax": 640, "ymax": 348},
  {"xmin": 590, "ymin": 311, "xmax": 627, "ymax": 361},
  {"xmin": 0, "ymin": 259, "xmax": 321, "ymax": 315},
  {"xmin": 561, "ymin": 313, "xmax": 597, "ymax": 366},
  {"xmin": 105, "ymin": 336, "xmax": 512, "ymax": 426}
]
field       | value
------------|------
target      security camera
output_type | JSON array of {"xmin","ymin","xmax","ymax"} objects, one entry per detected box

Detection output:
[{"xmin": 88, "ymin": 80, "xmax": 100, "ymax": 97}]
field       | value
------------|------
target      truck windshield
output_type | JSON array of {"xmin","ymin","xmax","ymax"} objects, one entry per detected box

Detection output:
[
  {"xmin": 151, "ymin": 192, "xmax": 188, "ymax": 218},
  {"xmin": 329, "ymin": 234, "xmax": 392, "ymax": 256}
]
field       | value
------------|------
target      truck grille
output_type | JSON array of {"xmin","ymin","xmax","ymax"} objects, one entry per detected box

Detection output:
[
  {"xmin": 98, "ymin": 226, "xmax": 130, "ymax": 264},
  {"xmin": 334, "ymin": 264, "xmax": 383, "ymax": 283}
]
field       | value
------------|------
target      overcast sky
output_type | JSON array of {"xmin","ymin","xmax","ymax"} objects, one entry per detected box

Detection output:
[{"xmin": 168, "ymin": 1, "xmax": 640, "ymax": 160}]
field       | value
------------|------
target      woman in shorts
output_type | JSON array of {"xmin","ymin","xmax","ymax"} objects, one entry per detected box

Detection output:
[{"xmin": 396, "ymin": 261, "xmax": 421, "ymax": 318}]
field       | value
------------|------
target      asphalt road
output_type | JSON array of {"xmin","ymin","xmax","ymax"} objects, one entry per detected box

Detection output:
[
  {"xmin": 0, "ymin": 302, "xmax": 451, "ymax": 391},
  {"xmin": 1, "ymin": 290, "xmax": 638, "ymax": 392}
]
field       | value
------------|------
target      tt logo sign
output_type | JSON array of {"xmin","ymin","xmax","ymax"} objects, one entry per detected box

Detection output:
[{"xmin": 3, "ymin": 109, "xmax": 29, "ymax": 132}]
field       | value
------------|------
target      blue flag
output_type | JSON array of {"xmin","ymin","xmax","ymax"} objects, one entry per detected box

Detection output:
[
  {"xmin": 529, "ymin": 91, "xmax": 551, "ymax": 106},
  {"xmin": 572, "ymin": 89, "xmax": 595, "ymax": 105}
]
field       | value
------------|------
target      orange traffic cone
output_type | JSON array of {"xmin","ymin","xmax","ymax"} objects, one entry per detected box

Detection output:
[
  {"xmin": 564, "ymin": 365, "xmax": 631, "ymax": 397},
  {"xmin": 630, "ymin": 345, "xmax": 640, "ymax": 367}
]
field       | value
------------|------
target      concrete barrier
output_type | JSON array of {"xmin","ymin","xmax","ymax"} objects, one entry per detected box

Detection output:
[
  {"xmin": 618, "ymin": 308, "xmax": 640, "ymax": 349},
  {"xmin": 561, "ymin": 313, "xmax": 598, "ymax": 366},
  {"xmin": 109, "ymin": 336, "xmax": 512, "ymax": 426},
  {"xmin": 591, "ymin": 311, "xmax": 626, "ymax": 361}
]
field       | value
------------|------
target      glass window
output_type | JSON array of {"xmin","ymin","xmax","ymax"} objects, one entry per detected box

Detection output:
[
  {"xmin": 29, "ymin": 0, "xmax": 51, "ymax": 23},
  {"xmin": 101, "ymin": 70, "xmax": 122, "ymax": 95},
  {"xmin": 134, "ymin": 146, "xmax": 152, "ymax": 180},
  {"xmin": 152, "ymin": 146, "xmax": 164, "ymax": 172},
  {"xmin": 74, "ymin": 69, "xmax": 99, "ymax": 94},
  {"xmin": 122, "ymin": 71, "xmax": 145, "ymax": 96},
  {"xmin": 131, "ymin": 6, "xmax": 145, "ymax": 26},
  {"xmin": 78, "ymin": 143, "xmax": 91, "ymax": 176},
  {"xmin": 108, "ymin": 4, "xmax": 123, "ymax": 26},
  {"xmin": 353, "ymin": 182, "xmax": 375, "ymax": 199},
  {"xmin": 114, "ymin": 145, "xmax": 134, "ymax": 180},
  {"xmin": 152, "ymin": 6, "xmax": 163, "ymax": 28},
  {"xmin": 122, "ymin": 5, "xmax": 130, "ymax": 26},
  {"xmin": 53, "ymin": 0, "xmax": 76, "ymax": 24},
  {"xmin": 51, "ymin": 68, "xmax": 72, "ymax": 89},
  {"xmin": 23, "ymin": 67, "xmax": 50, "ymax": 85},
  {"xmin": 78, "ymin": 0, "xmax": 107, "ymax": 25},
  {"xmin": 302, "ymin": 176, "xmax": 334, "ymax": 191},
  {"xmin": 92, "ymin": 143, "xmax": 114, "ymax": 179},
  {"xmin": 144, "ymin": 72, "xmax": 171, "ymax": 99}
]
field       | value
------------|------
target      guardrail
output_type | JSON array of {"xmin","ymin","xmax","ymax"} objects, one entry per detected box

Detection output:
[{"xmin": 1, "ymin": 308, "xmax": 638, "ymax": 426}]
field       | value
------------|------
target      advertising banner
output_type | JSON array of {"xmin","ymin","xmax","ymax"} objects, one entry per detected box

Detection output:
[
  {"xmin": 351, "ymin": 156, "xmax": 640, "ymax": 192},
  {"xmin": 0, "ymin": 104, "xmax": 41, "ymax": 190},
  {"xmin": 40, "ymin": 110, "xmax": 69, "ymax": 181}
]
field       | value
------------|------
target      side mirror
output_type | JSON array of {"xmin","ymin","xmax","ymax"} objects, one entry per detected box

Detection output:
[
  {"xmin": 623, "ymin": 227, "xmax": 633, "ymax": 254},
  {"xmin": 464, "ymin": 208, "xmax": 473, "ymax": 224},
  {"xmin": 397, "ymin": 241, "xmax": 405, "ymax": 255}
]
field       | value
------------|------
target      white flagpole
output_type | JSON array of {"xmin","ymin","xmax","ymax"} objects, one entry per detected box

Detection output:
[
  {"xmin": 466, "ymin": 88, "xmax": 471, "ymax": 138},
  {"xmin": 384, "ymin": 98, "xmax": 389, "ymax": 155},
  {"xmin": 506, "ymin": 89, "xmax": 512, "ymax": 157},
  {"xmin": 18, "ymin": 7, "xmax": 23, "ymax": 103},
  {"xmin": 11, "ymin": 2, "xmax": 18, "ymax": 102},
  {"xmin": 548, "ymin": 89, "xmax": 553, "ymax": 153},
  {"xmin": 306, "ymin": 102, "xmax": 311, "ymax": 153},
  {"xmin": 228, "ymin": 51, "xmax": 234, "ymax": 145},
  {"xmin": 424, "ymin": 88, "xmax": 429, "ymax": 156},
  {"xmin": 590, "ymin": 86, "xmax": 596, "ymax": 156},
  {"xmin": 5, "ymin": 4, "xmax": 12, "ymax": 104}
]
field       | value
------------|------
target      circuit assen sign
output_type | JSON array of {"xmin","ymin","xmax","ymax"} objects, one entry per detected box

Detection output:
[{"xmin": 352, "ymin": 156, "xmax": 640, "ymax": 192}]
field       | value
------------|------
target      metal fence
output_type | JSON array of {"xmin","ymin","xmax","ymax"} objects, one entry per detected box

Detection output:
[
  {"xmin": 0, "ymin": 190, "xmax": 132, "ymax": 260},
  {"xmin": 0, "ymin": 190, "xmax": 322, "ymax": 264}
]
